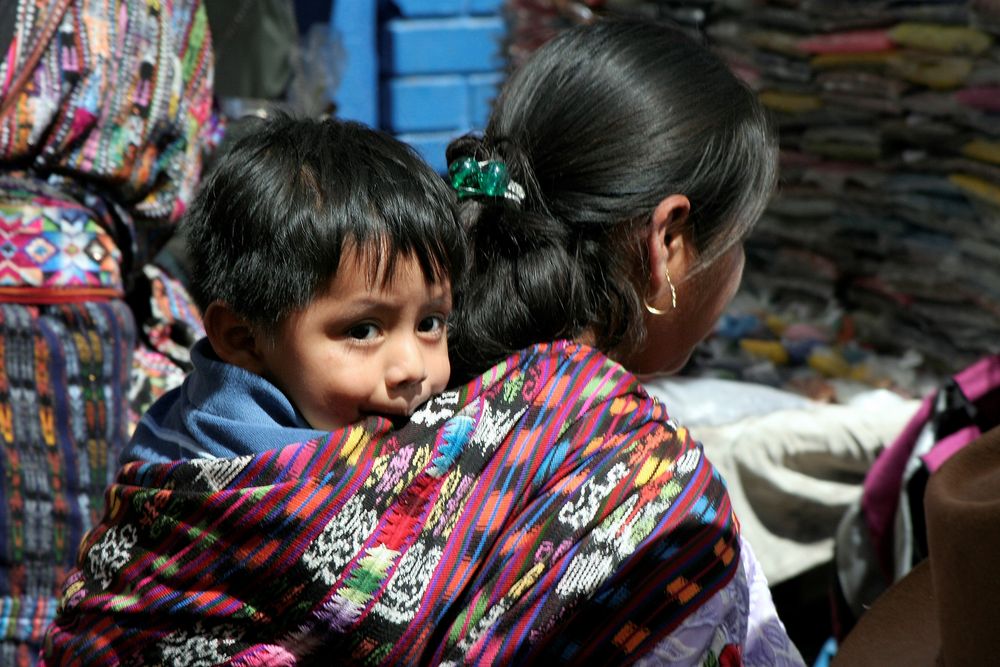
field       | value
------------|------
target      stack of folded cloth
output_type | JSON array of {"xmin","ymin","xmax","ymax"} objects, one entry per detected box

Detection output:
[
  {"xmin": 504, "ymin": 0, "xmax": 1000, "ymax": 398},
  {"xmin": 504, "ymin": 0, "xmax": 716, "ymax": 67},
  {"xmin": 687, "ymin": 290, "xmax": 943, "ymax": 402},
  {"xmin": 504, "ymin": 0, "xmax": 600, "ymax": 68},
  {"xmin": 688, "ymin": 0, "xmax": 1000, "ymax": 396}
]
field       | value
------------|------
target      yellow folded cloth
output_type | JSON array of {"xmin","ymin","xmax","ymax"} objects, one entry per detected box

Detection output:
[{"xmin": 889, "ymin": 22, "xmax": 993, "ymax": 56}]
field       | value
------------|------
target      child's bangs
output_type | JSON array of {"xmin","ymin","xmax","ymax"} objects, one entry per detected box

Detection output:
[{"xmin": 348, "ymin": 232, "xmax": 454, "ymax": 290}]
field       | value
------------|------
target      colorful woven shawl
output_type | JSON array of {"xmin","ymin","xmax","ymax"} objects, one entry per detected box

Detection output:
[{"xmin": 42, "ymin": 342, "xmax": 740, "ymax": 665}]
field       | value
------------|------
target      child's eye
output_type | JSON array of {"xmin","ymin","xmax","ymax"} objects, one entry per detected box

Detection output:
[
  {"xmin": 348, "ymin": 323, "xmax": 380, "ymax": 340},
  {"xmin": 417, "ymin": 315, "xmax": 446, "ymax": 335}
]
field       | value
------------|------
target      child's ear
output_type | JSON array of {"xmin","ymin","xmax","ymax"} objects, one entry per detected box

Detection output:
[{"xmin": 202, "ymin": 302, "xmax": 266, "ymax": 375}]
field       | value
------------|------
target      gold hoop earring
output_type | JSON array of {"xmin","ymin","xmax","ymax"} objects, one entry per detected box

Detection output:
[
  {"xmin": 643, "ymin": 267, "xmax": 677, "ymax": 316},
  {"xmin": 667, "ymin": 267, "xmax": 677, "ymax": 309},
  {"xmin": 644, "ymin": 298, "xmax": 667, "ymax": 316}
]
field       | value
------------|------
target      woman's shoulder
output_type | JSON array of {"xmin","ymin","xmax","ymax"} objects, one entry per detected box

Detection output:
[
  {"xmin": 516, "ymin": 339, "xmax": 641, "ymax": 383},
  {"xmin": 486, "ymin": 339, "xmax": 652, "ymax": 406}
]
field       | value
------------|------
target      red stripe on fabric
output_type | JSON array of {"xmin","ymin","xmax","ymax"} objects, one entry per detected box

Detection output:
[
  {"xmin": 387, "ymin": 350, "xmax": 562, "ymax": 661},
  {"xmin": 0, "ymin": 286, "xmax": 121, "ymax": 303}
]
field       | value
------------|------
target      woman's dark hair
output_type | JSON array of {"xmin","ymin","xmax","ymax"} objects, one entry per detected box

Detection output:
[
  {"xmin": 446, "ymin": 18, "xmax": 777, "ymax": 380},
  {"xmin": 184, "ymin": 114, "xmax": 465, "ymax": 336}
]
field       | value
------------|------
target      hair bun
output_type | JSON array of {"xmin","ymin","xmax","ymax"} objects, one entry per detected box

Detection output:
[{"xmin": 445, "ymin": 134, "xmax": 486, "ymax": 165}]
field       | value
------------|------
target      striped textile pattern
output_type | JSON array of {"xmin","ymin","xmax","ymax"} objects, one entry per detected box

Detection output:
[
  {"xmin": 42, "ymin": 341, "xmax": 740, "ymax": 665},
  {"xmin": 0, "ymin": 298, "xmax": 134, "ymax": 666}
]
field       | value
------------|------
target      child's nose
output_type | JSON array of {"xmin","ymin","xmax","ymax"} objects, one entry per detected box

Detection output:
[{"xmin": 385, "ymin": 336, "xmax": 427, "ymax": 388}]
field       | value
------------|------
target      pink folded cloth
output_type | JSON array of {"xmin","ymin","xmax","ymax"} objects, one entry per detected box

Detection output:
[
  {"xmin": 955, "ymin": 85, "xmax": 1000, "ymax": 112},
  {"xmin": 797, "ymin": 29, "xmax": 893, "ymax": 54}
]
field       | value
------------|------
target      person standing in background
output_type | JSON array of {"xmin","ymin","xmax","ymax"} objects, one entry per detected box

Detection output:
[{"xmin": 0, "ymin": 1, "xmax": 216, "ymax": 662}]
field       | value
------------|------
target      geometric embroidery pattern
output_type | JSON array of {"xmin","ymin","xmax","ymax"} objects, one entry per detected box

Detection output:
[{"xmin": 0, "ymin": 202, "xmax": 122, "ymax": 289}]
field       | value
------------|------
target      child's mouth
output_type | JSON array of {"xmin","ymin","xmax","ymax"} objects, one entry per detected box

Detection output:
[{"xmin": 386, "ymin": 414, "xmax": 409, "ymax": 429}]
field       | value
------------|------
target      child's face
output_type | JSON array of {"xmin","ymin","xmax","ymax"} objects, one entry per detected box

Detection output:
[{"xmin": 256, "ymin": 247, "xmax": 452, "ymax": 431}]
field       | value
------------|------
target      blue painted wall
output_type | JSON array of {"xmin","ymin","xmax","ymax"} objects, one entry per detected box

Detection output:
[{"xmin": 331, "ymin": 0, "xmax": 506, "ymax": 172}]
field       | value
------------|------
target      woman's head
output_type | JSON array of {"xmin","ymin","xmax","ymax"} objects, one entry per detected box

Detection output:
[{"xmin": 446, "ymin": 18, "xmax": 777, "ymax": 380}]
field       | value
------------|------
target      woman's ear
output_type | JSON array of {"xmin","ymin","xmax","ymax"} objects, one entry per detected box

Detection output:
[
  {"xmin": 645, "ymin": 194, "xmax": 692, "ymax": 299},
  {"xmin": 202, "ymin": 302, "xmax": 266, "ymax": 375}
]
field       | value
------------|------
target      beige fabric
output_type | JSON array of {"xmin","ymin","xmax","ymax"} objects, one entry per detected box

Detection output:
[{"xmin": 644, "ymin": 378, "xmax": 919, "ymax": 584}]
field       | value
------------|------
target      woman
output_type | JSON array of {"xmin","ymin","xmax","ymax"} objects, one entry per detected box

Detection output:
[
  {"xmin": 42, "ymin": 18, "xmax": 802, "ymax": 666},
  {"xmin": 445, "ymin": 17, "xmax": 799, "ymax": 665},
  {"xmin": 0, "ymin": 0, "xmax": 215, "ymax": 663}
]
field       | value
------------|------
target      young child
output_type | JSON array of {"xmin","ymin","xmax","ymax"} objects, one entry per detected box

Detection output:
[{"xmin": 123, "ymin": 115, "xmax": 466, "ymax": 462}]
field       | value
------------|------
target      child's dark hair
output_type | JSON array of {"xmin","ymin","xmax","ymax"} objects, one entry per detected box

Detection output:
[
  {"xmin": 445, "ymin": 18, "xmax": 777, "ymax": 380},
  {"xmin": 184, "ymin": 115, "xmax": 465, "ymax": 335}
]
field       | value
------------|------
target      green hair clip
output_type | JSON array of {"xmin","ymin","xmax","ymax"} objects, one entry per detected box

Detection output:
[{"xmin": 448, "ymin": 157, "xmax": 526, "ymax": 204}]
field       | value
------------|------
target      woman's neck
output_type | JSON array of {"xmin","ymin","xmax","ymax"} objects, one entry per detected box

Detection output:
[{"xmin": 573, "ymin": 330, "xmax": 597, "ymax": 348}]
